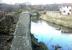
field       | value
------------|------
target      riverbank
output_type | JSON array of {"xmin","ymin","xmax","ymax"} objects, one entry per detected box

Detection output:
[{"xmin": 40, "ymin": 11, "xmax": 72, "ymax": 28}]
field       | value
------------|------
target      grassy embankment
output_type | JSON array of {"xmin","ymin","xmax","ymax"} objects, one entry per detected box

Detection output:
[{"xmin": 40, "ymin": 11, "xmax": 72, "ymax": 28}]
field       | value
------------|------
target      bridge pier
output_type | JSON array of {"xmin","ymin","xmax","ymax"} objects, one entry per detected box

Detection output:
[{"xmin": 10, "ymin": 12, "xmax": 32, "ymax": 50}]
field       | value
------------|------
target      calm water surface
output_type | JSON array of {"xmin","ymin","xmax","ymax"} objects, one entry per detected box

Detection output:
[{"xmin": 31, "ymin": 20, "xmax": 72, "ymax": 50}]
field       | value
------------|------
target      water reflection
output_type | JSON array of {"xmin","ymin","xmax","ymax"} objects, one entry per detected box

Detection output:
[{"xmin": 31, "ymin": 20, "xmax": 72, "ymax": 50}]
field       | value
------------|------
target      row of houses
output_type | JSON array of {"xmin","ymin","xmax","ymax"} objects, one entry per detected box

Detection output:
[{"xmin": 60, "ymin": 6, "xmax": 72, "ymax": 15}]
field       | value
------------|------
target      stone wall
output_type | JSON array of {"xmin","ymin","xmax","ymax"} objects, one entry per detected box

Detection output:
[{"xmin": 10, "ymin": 12, "xmax": 32, "ymax": 50}]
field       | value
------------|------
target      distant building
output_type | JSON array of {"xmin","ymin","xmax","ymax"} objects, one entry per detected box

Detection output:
[{"xmin": 59, "ymin": 6, "xmax": 72, "ymax": 15}]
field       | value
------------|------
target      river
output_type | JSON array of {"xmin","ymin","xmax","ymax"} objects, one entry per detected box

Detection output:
[{"xmin": 31, "ymin": 20, "xmax": 72, "ymax": 50}]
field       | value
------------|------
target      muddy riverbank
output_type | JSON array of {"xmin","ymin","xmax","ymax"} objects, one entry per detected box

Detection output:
[{"xmin": 40, "ymin": 11, "xmax": 72, "ymax": 29}]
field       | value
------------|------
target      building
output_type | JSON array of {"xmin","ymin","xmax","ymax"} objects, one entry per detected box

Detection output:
[{"xmin": 60, "ymin": 6, "xmax": 72, "ymax": 15}]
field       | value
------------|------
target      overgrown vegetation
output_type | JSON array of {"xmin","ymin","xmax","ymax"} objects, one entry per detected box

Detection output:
[
  {"xmin": 0, "ymin": 14, "xmax": 19, "ymax": 50},
  {"xmin": 31, "ymin": 34, "xmax": 48, "ymax": 50}
]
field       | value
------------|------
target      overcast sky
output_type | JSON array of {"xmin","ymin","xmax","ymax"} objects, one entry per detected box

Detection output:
[{"xmin": 1, "ymin": 0, "xmax": 72, "ymax": 5}]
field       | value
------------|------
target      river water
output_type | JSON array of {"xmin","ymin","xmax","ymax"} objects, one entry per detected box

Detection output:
[{"xmin": 31, "ymin": 20, "xmax": 72, "ymax": 50}]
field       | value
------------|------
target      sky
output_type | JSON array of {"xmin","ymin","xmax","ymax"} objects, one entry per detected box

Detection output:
[{"xmin": 1, "ymin": 0, "xmax": 72, "ymax": 5}]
